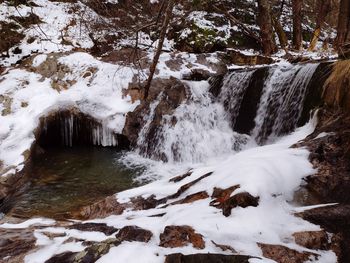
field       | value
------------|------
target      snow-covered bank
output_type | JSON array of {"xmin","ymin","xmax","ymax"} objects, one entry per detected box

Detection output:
[
  {"xmin": 0, "ymin": 119, "xmax": 336, "ymax": 263},
  {"xmin": 0, "ymin": 52, "xmax": 138, "ymax": 176}
]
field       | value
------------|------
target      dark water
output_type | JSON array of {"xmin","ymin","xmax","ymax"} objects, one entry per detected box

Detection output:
[{"xmin": 9, "ymin": 147, "xmax": 142, "ymax": 219}]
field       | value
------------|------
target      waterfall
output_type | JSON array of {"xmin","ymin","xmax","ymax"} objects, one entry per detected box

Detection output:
[
  {"xmin": 134, "ymin": 62, "xmax": 319, "ymax": 164},
  {"xmin": 252, "ymin": 63, "xmax": 319, "ymax": 143},
  {"xmin": 136, "ymin": 81, "xmax": 250, "ymax": 163},
  {"xmin": 218, "ymin": 70, "xmax": 255, "ymax": 128}
]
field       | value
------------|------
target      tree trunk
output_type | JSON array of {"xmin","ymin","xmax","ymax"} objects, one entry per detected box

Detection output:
[
  {"xmin": 292, "ymin": 0, "xmax": 303, "ymax": 50},
  {"xmin": 143, "ymin": 0, "xmax": 175, "ymax": 100},
  {"xmin": 335, "ymin": 0, "xmax": 350, "ymax": 50},
  {"xmin": 272, "ymin": 16, "xmax": 288, "ymax": 49},
  {"xmin": 257, "ymin": 0, "xmax": 277, "ymax": 55},
  {"xmin": 308, "ymin": 0, "xmax": 331, "ymax": 51}
]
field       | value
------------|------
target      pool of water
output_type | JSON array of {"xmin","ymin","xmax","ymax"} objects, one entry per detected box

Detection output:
[{"xmin": 9, "ymin": 146, "xmax": 143, "ymax": 219}]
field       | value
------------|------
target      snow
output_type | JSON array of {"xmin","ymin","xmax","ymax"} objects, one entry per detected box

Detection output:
[
  {"xmin": 0, "ymin": 52, "xmax": 138, "ymax": 176},
  {"xmin": 0, "ymin": 218, "xmax": 55, "ymax": 229}
]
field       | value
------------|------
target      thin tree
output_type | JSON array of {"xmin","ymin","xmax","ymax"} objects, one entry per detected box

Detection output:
[
  {"xmin": 292, "ymin": 0, "xmax": 303, "ymax": 50},
  {"xmin": 308, "ymin": 0, "xmax": 331, "ymax": 51},
  {"xmin": 257, "ymin": 0, "xmax": 277, "ymax": 55},
  {"xmin": 335, "ymin": 0, "xmax": 350, "ymax": 51},
  {"xmin": 143, "ymin": 0, "xmax": 175, "ymax": 100}
]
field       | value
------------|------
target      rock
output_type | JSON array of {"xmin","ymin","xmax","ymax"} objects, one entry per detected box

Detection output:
[
  {"xmin": 0, "ymin": 228, "xmax": 36, "ymax": 261},
  {"xmin": 130, "ymin": 195, "xmax": 159, "ymax": 210},
  {"xmin": 211, "ymin": 240, "xmax": 237, "ymax": 253},
  {"xmin": 74, "ymin": 238, "xmax": 120, "ymax": 263},
  {"xmin": 168, "ymin": 191, "xmax": 209, "ymax": 206},
  {"xmin": 115, "ymin": 225, "xmax": 153, "ymax": 243},
  {"xmin": 164, "ymin": 253, "xmax": 251, "ymax": 263},
  {"xmin": 258, "ymin": 243, "xmax": 317, "ymax": 263},
  {"xmin": 210, "ymin": 185, "xmax": 240, "ymax": 208},
  {"xmin": 211, "ymin": 188, "xmax": 259, "ymax": 217},
  {"xmin": 68, "ymin": 223, "xmax": 118, "ymax": 236},
  {"xmin": 45, "ymin": 251, "xmax": 77, "ymax": 263},
  {"xmin": 160, "ymin": 172, "xmax": 213, "ymax": 203},
  {"xmin": 169, "ymin": 171, "xmax": 193, "ymax": 183},
  {"xmin": 292, "ymin": 230, "xmax": 329, "ymax": 250},
  {"xmin": 73, "ymin": 195, "xmax": 125, "ymax": 219},
  {"xmin": 293, "ymin": 111, "xmax": 350, "ymax": 204},
  {"xmin": 223, "ymin": 49, "xmax": 273, "ymax": 66},
  {"xmin": 159, "ymin": 225, "xmax": 205, "ymax": 249}
]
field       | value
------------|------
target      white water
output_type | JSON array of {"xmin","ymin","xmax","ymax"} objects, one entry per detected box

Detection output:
[
  {"xmin": 138, "ymin": 81, "xmax": 250, "ymax": 164},
  {"xmin": 126, "ymin": 62, "xmax": 319, "ymax": 173},
  {"xmin": 252, "ymin": 63, "xmax": 319, "ymax": 143},
  {"xmin": 218, "ymin": 70, "xmax": 255, "ymax": 128}
]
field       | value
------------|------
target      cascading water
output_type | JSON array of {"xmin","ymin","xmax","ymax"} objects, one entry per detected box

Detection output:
[
  {"xmin": 136, "ymin": 81, "xmax": 250, "ymax": 164},
  {"xmin": 133, "ymin": 62, "xmax": 320, "ymax": 165},
  {"xmin": 218, "ymin": 70, "xmax": 255, "ymax": 128},
  {"xmin": 252, "ymin": 63, "xmax": 319, "ymax": 143}
]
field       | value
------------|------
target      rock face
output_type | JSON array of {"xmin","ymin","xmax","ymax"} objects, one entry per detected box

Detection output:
[
  {"xmin": 159, "ymin": 225, "xmax": 205, "ymax": 249},
  {"xmin": 293, "ymin": 109, "xmax": 350, "ymax": 262}
]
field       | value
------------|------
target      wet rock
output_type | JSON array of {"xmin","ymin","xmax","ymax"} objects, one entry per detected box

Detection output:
[
  {"xmin": 258, "ymin": 243, "xmax": 317, "ymax": 263},
  {"xmin": 159, "ymin": 225, "xmax": 205, "ymax": 249},
  {"xmin": 0, "ymin": 228, "xmax": 36, "ymax": 261},
  {"xmin": 292, "ymin": 230, "xmax": 329, "ymax": 250},
  {"xmin": 69, "ymin": 223, "xmax": 118, "ymax": 236},
  {"xmin": 164, "ymin": 253, "xmax": 251, "ymax": 263},
  {"xmin": 73, "ymin": 195, "xmax": 125, "ymax": 219},
  {"xmin": 115, "ymin": 225, "xmax": 153, "ymax": 243}
]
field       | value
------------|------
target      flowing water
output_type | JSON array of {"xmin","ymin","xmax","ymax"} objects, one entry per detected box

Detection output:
[
  {"xmin": 9, "ymin": 147, "xmax": 143, "ymax": 219},
  {"xmin": 7, "ymin": 62, "xmax": 320, "ymax": 219},
  {"xmin": 133, "ymin": 62, "xmax": 320, "ymax": 164}
]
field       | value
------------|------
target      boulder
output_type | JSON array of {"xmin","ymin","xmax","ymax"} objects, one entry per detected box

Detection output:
[
  {"xmin": 115, "ymin": 225, "xmax": 153, "ymax": 243},
  {"xmin": 292, "ymin": 230, "xmax": 329, "ymax": 250},
  {"xmin": 258, "ymin": 243, "xmax": 317, "ymax": 263},
  {"xmin": 159, "ymin": 225, "xmax": 205, "ymax": 249}
]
